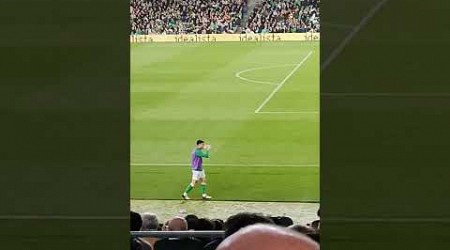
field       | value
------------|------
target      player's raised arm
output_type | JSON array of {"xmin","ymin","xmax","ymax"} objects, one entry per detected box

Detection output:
[{"xmin": 195, "ymin": 147, "xmax": 210, "ymax": 158}]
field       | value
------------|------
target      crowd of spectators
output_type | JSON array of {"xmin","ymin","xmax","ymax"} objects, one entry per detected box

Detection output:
[
  {"xmin": 130, "ymin": 0, "xmax": 247, "ymax": 35},
  {"xmin": 131, "ymin": 210, "xmax": 320, "ymax": 250},
  {"xmin": 130, "ymin": 0, "xmax": 320, "ymax": 35},
  {"xmin": 245, "ymin": 0, "xmax": 320, "ymax": 33}
]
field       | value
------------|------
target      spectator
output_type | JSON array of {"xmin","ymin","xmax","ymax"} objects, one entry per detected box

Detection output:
[
  {"xmin": 131, "ymin": 211, "xmax": 153, "ymax": 250},
  {"xmin": 289, "ymin": 224, "xmax": 315, "ymax": 235},
  {"xmin": 141, "ymin": 213, "xmax": 160, "ymax": 248},
  {"xmin": 196, "ymin": 218, "xmax": 215, "ymax": 245},
  {"xmin": 216, "ymin": 224, "xmax": 319, "ymax": 250},
  {"xmin": 310, "ymin": 208, "xmax": 320, "ymax": 230},
  {"xmin": 130, "ymin": 211, "xmax": 320, "ymax": 249},
  {"xmin": 306, "ymin": 231, "xmax": 320, "ymax": 244},
  {"xmin": 197, "ymin": 218, "xmax": 215, "ymax": 231},
  {"xmin": 289, "ymin": 224, "xmax": 319, "ymax": 243},
  {"xmin": 271, "ymin": 216, "xmax": 294, "ymax": 227},
  {"xmin": 154, "ymin": 217, "xmax": 203, "ymax": 250},
  {"xmin": 166, "ymin": 216, "xmax": 189, "ymax": 231},
  {"xmin": 142, "ymin": 213, "xmax": 159, "ymax": 230},
  {"xmin": 211, "ymin": 219, "xmax": 224, "ymax": 230},
  {"xmin": 203, "ymin": 212, "xmax": 274, "ymax": 250},
  {"xmin": 131, "ymin": 211, "xmax": 143, "ymax": 231},
  {"xmin": 224, "ymin": 212, "xmax": 274, "ymax": 237},
  {"xmin": 185, "ymin": 214, "xmax": 200, "ymax": 230},
  {"xmin": 131, "ymin": 238, "xmax": 153, "ymax": 250}
]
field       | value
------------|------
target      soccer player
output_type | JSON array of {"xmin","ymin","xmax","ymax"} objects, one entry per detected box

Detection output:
[{"xmin": 182, "ymin": 139, "xmax": 212, "ymax": 200}]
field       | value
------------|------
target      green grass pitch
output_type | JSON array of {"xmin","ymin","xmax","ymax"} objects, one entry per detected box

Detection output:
[{"xmin": 131, "ymin": 41, "xmax": 319, "ymax": 202}]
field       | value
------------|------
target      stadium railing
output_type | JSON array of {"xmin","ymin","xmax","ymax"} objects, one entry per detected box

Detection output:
[{"xmin": 131, "ymin": 231, "xmax": 225, "ymax": 238}]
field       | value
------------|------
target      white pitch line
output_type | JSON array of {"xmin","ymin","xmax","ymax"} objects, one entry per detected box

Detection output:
[
  {"xmin": 131, "ymin": 163, "xmax": 319, "ymax": 167},
  {"xmin": 256, "ymin": 111, "xmax": 319, "ymax": 114},
  {"xmin": 235, "ymin": 64, "xmax": 297, "ymax": 86},
  {"xmin": 321, "ymin": 0, "xmax": 390, "ymax": 71},
  {"xmin": 255, "ymin": 51, "xmax": 313, "ymax": 113}
]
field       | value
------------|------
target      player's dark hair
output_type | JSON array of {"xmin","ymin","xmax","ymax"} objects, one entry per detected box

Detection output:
[
  {"xmin": 224, "ymin": 212, "xmax": 274, "ymax": 237},
  {"xmin": 196, "ymin": 139, "xmax": 205, "ymax": 145}
]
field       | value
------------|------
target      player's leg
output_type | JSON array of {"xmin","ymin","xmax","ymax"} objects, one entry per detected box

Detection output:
[
  {"xmin": 182, "ymin": 179, "xmax": 195, "ymax": 200},
  {"xmin": 182, "ymin": 172, "xmax": 198, "ymax": 200},
  {"xmin": 199, "ymin": 171, "xmax": 212, "ymax": 199}
]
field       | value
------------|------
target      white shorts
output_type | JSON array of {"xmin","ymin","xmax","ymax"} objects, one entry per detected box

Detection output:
[{"xmin": 192, "ymin": 170, "xmax": 206, "ymax": 180}]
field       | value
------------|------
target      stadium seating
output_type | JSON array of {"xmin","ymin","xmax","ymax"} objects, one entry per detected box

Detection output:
[
  {"xmin": 130, "ymin": 0, "xmax": 247, "ymax": 35},
  {"xmin": 130, "ymin": 0, "xmax": 319, "ymax": 34},
  {"xmin": 245, "ymin": 0, "xmax": 320, "ymax": 33}
]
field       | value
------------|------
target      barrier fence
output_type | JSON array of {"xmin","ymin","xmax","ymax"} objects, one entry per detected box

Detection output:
[
  {"xmin": 130, "ymin": 33, "xmax": 320, "ymax": 43},
  {"xmin": 131, "ymin": 231, "xmax": 225, "ymax": 238}
]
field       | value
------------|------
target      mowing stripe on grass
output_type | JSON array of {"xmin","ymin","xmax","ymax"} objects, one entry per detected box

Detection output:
[{"xmin": 131, "ymin": 163, "xmax": 319, "ymax": 167}]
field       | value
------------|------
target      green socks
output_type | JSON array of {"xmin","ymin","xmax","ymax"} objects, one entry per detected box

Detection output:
[
  {"xmin": 201, "ymin": 183, "xmax": 207, "ymax": 195},
  {"xmin": 184, "ymin": 184, "xmax": 194, "ymax": 194},
  {"xmin": 183, "ymin": 184, "xmax": 207, "ymax": 195}
]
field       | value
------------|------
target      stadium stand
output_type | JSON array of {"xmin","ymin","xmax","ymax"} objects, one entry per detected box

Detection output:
[
  {"xmin": 245, "ymin": 0, "xmax": 320, "ymax": 33},
  {"xmin": 130, "ymin": 211, "xmax": 320, "ymax": 250},
  {"xmin": 130, "ymin": 0, "xmax": 319, "ymax": 34},
  {"xmin": 130, "ymin": 0, "xmax": 247, "ymax": 34}
]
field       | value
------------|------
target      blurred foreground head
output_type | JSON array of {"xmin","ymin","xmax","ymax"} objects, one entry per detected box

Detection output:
[
  {"xmin": 224, "ymin": 212, "xmax": 274, "ymax": 237},
  {"xmin": 217, "ymin": 224, "xmax": 319, "ymax": 250},
  {"xmin": 166, "ymin": 216, "xmax": 188, "ymax": 231}
]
